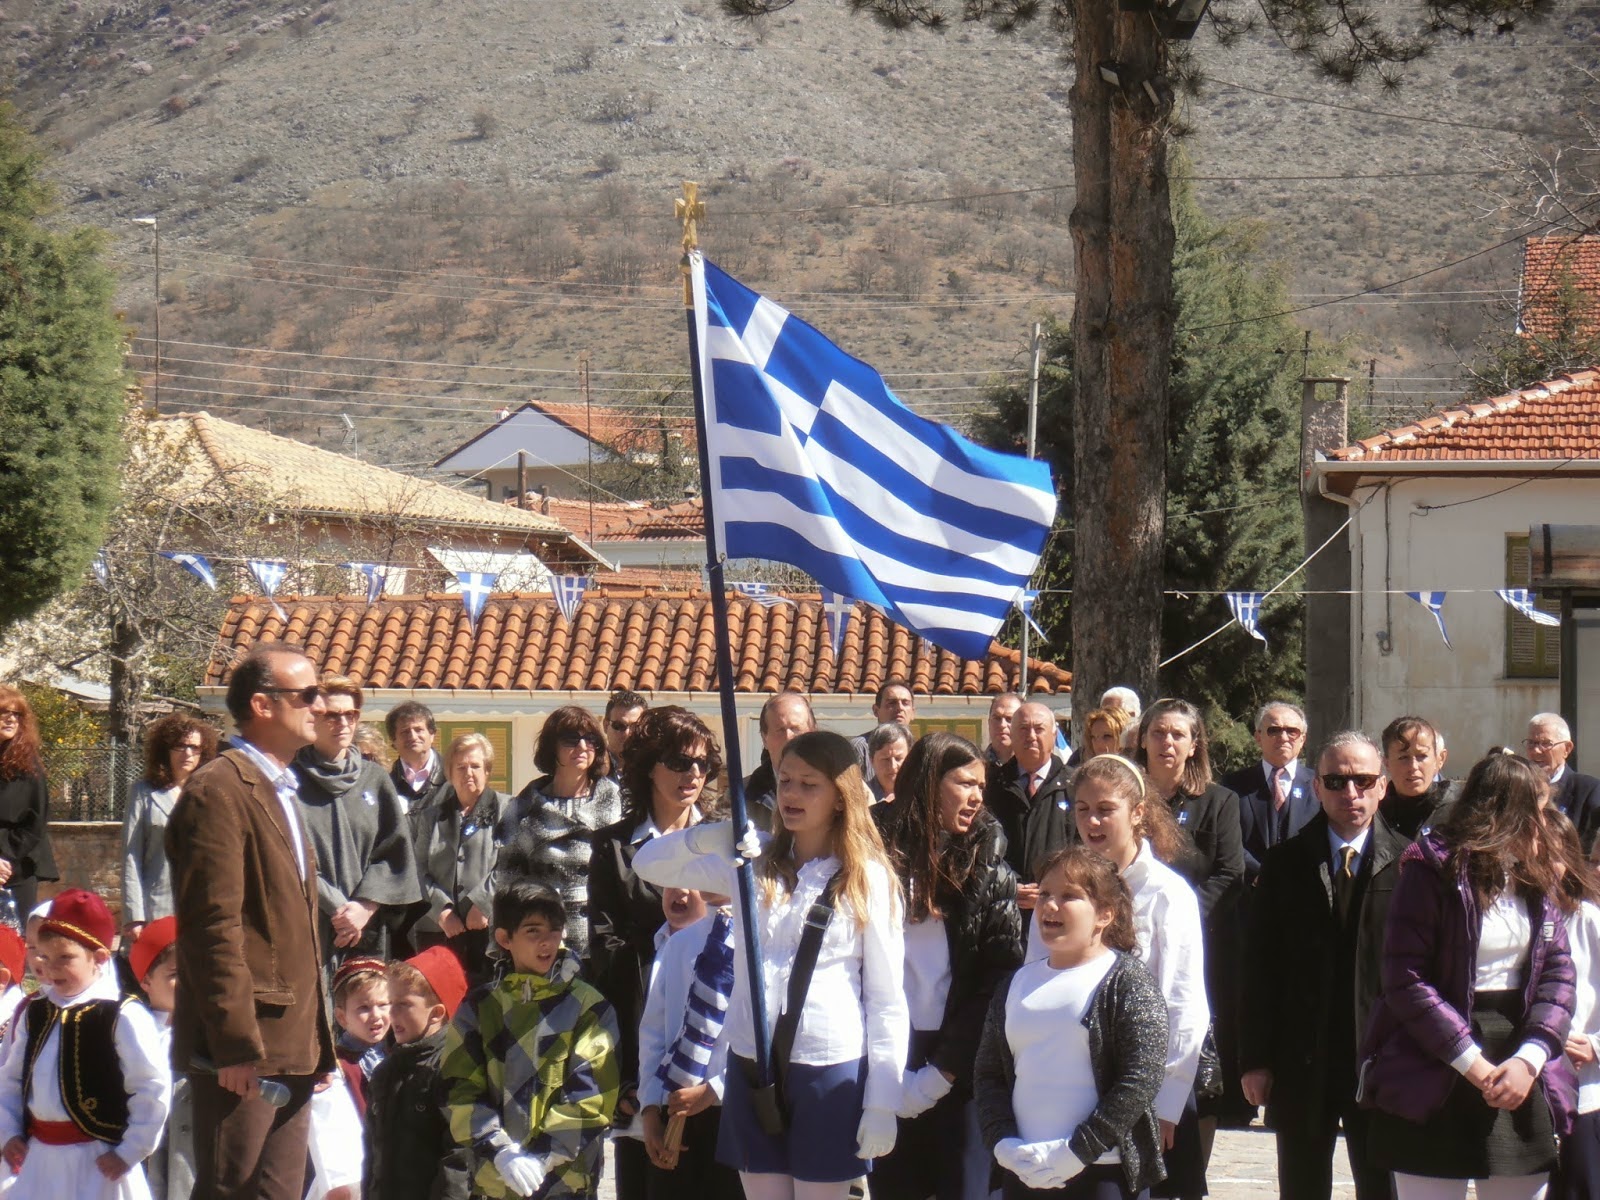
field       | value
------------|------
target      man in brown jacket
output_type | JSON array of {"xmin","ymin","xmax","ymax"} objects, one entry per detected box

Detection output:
[{"xmin": 167, "ymin": 643, "xmax": 336, "ymax": 1199}]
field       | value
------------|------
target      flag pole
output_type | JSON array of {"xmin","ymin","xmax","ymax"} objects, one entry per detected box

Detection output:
[{"xmin": 677, "ymin": 182, "xmax": 776, "ymax": 1087}]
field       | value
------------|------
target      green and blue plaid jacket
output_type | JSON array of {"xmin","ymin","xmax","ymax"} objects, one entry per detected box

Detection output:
[{"xmin": 442, "ymin": 950, "xmax": 621, "ymax": 1198}]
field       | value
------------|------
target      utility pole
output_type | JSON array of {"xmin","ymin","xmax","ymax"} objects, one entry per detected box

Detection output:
[
  {"xmin": 1020, "ymin": 321, "xmax": 1042, "ymax": 693},
  {"xmin": 581, "ymin": 352, "xmax": 594, "ymax": 543},
  {"xmin": 132, "ymin": 217, "xmax": 161, "ymax": 413}
]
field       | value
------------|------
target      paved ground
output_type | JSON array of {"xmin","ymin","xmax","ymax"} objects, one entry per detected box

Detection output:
[{"xmin": 598, "ymin": 1125, "xmax": 1358, "ymax": 1197}]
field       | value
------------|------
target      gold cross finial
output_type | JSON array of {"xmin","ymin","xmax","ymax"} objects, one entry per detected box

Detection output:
[{"xmin": 677, "ymin": 181, "xmax": 705, "ymax": 307}]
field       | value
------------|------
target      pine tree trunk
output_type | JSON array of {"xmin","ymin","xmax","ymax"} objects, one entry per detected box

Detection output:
[{"xmin": 1068, "ymin": 3, "xmax": 1173, "ymax": 725}]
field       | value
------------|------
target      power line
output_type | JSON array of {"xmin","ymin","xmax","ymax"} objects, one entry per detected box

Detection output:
[{"xmin": 1210, "ymin": 78, "xmax": 1584, "ymax": 138}]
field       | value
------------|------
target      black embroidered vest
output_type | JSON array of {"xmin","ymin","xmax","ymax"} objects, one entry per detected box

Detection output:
[{"xmin": 22, "ymin": 995, "xmax": 133, "ymax": 1144}]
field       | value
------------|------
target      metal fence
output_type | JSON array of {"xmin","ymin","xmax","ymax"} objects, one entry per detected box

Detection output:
[{"xmin": 41, "ymin": 744, "xmax": 141, "ymax": 823}]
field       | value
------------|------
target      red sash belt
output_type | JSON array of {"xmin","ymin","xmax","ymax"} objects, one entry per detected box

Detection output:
[{"xmin": 27, "ymin": 1118, "xmax": 93, "ymax": 1146}]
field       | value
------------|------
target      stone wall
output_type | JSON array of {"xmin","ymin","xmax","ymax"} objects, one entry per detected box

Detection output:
[{"xmin": 46, "ymin": 822, "xmax": 123, "ymax": 917}]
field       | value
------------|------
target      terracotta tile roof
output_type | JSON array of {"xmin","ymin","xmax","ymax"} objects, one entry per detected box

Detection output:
[
  {"xmin": 207, "ymin": 590, "xmax": 1070, "ymax": 695},
  {"xmin": 518, "ymin": 498, "xmax": 705, "ymax": 542},
  {"xmin": 148, "ymin": 412, "xmax": 582, "ymax": 541},
  {"xmin": 1519, "ymin": 235, "xmax": 1600, "ymax": 341},
  {"xmin": 529, "ymin": 400, "xmax": 695, "ymax": 458},
  {"xmin": 1323, "ymin": 370, "xmax": 1600, "ymax": 462}
]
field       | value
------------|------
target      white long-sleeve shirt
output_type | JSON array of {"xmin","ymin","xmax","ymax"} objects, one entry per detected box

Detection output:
[
  {"xmin": 0, "ymin": 970, "xmax": 172, "ymax": 1166},
  {"xmin": 638, "ymin": 913, "xmax": 732, "ymax": 1111},
  {"xmin": 1569, "ymin": 901, "xmax": 1600, "ymax": 1114},
  {"xmin": 1124, "ymin": 840, "xmax": 1209, "ymax": 1123},
  {"xmin": 631, "ymin": 824, "xmax": 910, "ymax": 1115}
]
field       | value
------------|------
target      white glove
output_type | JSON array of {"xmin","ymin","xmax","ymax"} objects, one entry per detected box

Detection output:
[
  {"xmin": 994, "ymin": 1137, "xmax": 1031, "ymax": 1175},
  {"xmin": 493, "ymin": 1147, "xmax": 546, "ymax": 1198},
  {"xmin": 1031, "ymin": 1138, "xmax": 1085, "ymax": 1188},
  {"xmin": 684, "ymin": 820, "xmax": 732, "ymax": 856},
  {"xmin": 896, "ymin": 1064, "xmax": 954, "ymax": 1119},
  {"xmin": 734, "ymin": 820, "xmax": 763, "ymax": 864},
  {"xmin": 855, "ymin": 1107, "xmax": 898, "ymax": 1160}
]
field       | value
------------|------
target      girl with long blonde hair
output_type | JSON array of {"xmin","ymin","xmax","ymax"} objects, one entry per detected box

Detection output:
[{"xmin": 633, "ymin": 730, "xmax": 909, "ymax": 1200}]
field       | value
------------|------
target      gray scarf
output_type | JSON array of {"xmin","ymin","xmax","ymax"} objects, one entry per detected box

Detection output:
[{"xmin": 293, "ymin": 746, "xmax": 365, "ymax": 798}]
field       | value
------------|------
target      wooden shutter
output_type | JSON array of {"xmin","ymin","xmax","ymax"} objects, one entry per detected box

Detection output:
[
  {"xmin": 1505, "ymin": 536, "xmax": 1561, "ymax": 678},
  {"xmin": 437, "ymin": 720, "xmax": 514, "ymax": 794}
]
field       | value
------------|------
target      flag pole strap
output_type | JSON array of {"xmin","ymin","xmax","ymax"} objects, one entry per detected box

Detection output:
[{"xmin": 680, "ymin": 183, "xmax": 776, "ymax": 1087}]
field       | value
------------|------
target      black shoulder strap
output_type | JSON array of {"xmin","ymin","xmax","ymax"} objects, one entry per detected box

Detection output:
[{"xmin": 769, "ymin": 871, "xmax": 843, "ymax": 1087}]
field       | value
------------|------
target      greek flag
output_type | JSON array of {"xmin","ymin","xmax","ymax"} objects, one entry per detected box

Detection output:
[
  {"xmin": 346, "ymin": 562, "xmax": 392, "ymax": 604},
  {"xmin": 1407, "ymin": 590, "xmax": 1453, "ymax": 648},
  {"xmin": 692, "ymin": 255, "xmax": 1057, "ymax": 661},
  {"xmin": 732, "ymin": 581, "xmax": 795, "ymax": 609},
  {"xmin": 1498, "ymin": 588, "xmax": 1561, "ymax": 627},
  {"xmin": 550, "ymin": 574, "xmax": 587, "ymax": 623},
  {"xmin": 821, "ymin": 588, "xmax": 854, "ymax": 657},
  {"xmin": 1225, "ymin": 591, "xmax": 1267, "ymax": 646},
  {"xmin": 455, "ymin": 571, "xmax": 497, "ymax": 630},
  {"xmin": 160, "ymin": 551, "xmax": 216, "ymax": 590},
  {"xmin": 1017, "ymin": 588, "xmax": 1047, "ymax": 641},
  {"xmin": 247, "ymin": 559, "xmax": 290, "ymax": 599}
]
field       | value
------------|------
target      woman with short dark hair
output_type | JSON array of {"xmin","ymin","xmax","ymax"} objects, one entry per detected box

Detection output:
[
  {"xmin": 121, "ymin": 712, "xmax": 218, "ymax": 936},
  {"xmin": 496, "ymin": 705, "xmax": 621, "ymax": 963}
]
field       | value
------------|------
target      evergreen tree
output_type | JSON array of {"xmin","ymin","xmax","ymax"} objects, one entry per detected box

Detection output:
[
  {"xmin": 1462, "ymin": 264, "xmax": 1600, "ymax": 400},
  {"xmin": 977, "ymin": 177, "xmax": 1341, "ymax": 761},
  {"xmin": 0, "ymin": 104, "xmax": 127, "ymax": 628}
]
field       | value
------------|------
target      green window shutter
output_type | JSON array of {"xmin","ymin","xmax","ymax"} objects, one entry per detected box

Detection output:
[{"xmin": 1505, "ymin": 536, "xmax": 1561, "ymax": 678}]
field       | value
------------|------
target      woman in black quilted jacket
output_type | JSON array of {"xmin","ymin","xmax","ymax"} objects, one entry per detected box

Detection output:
[{"xmin": 872, "ymin": 732, "xmax": 1025, "ymax": 1200}]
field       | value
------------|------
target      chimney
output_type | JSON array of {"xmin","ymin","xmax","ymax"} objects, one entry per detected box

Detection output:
[
  {"xmin": 538, "ymin": 485, "xmax": 551, "ymax": 516},
  {"xmin": 1299, "ymin": 376, "xmax": 1350, "ymax": 493}
]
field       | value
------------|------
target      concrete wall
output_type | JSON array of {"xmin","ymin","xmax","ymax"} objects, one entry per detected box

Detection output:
[
  {"xmin": 46, "ymin": 821, "xmax": 124, "ymax": 915},
  {"xmin": 1343, "ymin": 472, "xmax": 1599, "ymax": 760}
]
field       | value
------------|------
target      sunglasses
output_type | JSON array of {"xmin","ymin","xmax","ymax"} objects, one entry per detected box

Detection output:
[
  {"xmin": 661, "ymin": 752, "xmax": 710, "ymax": 775},
  {"xmin": 559, "ymin": 733, "xmax": 601, "ymax": 750},
  {"xmin": 319, "ymin": 710, "xmax": 361, "ymax": 725},
  {"xmin": 1265, "ymin": 725, "xmax": 1305, "ymax": 738},
  {"xmin": 173, "ymin": 742, "xmax": 205, "ymax": 754},
  {"xmin": 609, "ymin": 720, "xmax": 637, "ymax": 735},
  {"xmin": 261, "ymin": 685, "xmax": 324, "ymax": 707},
  {"xmin": 1320, "ymin": 773, "xmax": 1381, "ymax": 791}
]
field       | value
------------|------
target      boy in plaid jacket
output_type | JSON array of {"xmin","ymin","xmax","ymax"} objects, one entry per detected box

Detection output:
[{"xmin": 441, "ymin": 881, "xmax": 620, "ymax": 1198}]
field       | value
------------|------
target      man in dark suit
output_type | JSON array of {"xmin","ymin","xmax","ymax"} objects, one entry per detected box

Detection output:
[
  {"xmin": 1240, "ymin": 731, "xmax": 1403, "ymax": 1200},
  {"xmin": 1526, "ymin": 711, "xmax": 1600, "ymax": 851},
  {"xmin": 984, "ymin": 700, "xmax": 1074, "ymax": 912},
  {"xmin": 1222, "ymin": 701, "xmax": 1319, "ymax": 883},
  {"xmin": 168, "ymin": 644, "xmax": 336, "ymax": 1200},
  {"xmin": 1377, "ymin": 714, "xmax": 1460, "ymax": 839}
]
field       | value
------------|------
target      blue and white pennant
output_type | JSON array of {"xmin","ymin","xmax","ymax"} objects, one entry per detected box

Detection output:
[
  {"xmin": 456, "ymin": 571, "xmax": 498, "ymax": 630},
  {"xmin": 550, "ymin": 574, "xmax": 588, "ymax": 623},
  {"xmin": 1407, "ymin": 590, "xmax": 1453, "ymax": 649},
  {"xmin": 159, "ymin": 551, "xmax": 217, "ymax": 590},
  {"xmin": 820, "ymin": 588, "xmax": 854, "ymax": 658},
  {"xmin": 1225, "ymin": 592, "xmax": 1267, "ymax": 647},
  {"xmin": 1498, "ymin": 588, "xmax": 1561, "ymax": 627}
]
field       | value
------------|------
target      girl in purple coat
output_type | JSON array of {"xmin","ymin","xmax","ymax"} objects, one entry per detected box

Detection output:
[{"xmin": 1359, "ymin": 751, "xmax": 1578, "ymax": 1200}]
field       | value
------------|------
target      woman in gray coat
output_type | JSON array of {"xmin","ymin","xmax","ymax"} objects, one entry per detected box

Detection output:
[
  {"xmin": 417, "ymin": 731, "xmax": 506, "ymax": 986},
  {"xmin": 120, "ymin": 713, "xmax": 217, "ymax": 937}
]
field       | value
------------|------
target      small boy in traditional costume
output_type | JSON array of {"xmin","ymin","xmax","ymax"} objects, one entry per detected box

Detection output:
[
  {"xmin": 332, "ymin": 957, "xmax": 392, "ymax": 1117},
  {"xmin": 0, "ymin": 889, "xmax": 171, "ymax": 1200}
]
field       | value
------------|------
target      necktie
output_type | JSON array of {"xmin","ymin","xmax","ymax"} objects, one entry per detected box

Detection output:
[
  {"xmin": 1273, "ymin": 767, "xmax": 1290, "ymax": 811},
  {"xmin": 1335, "ymin": 844, "xmax": 1358, "ymax": 920},
  {"xmin": 1026, "ymin": 773, "xmax": 1039, "ymax": 799}
]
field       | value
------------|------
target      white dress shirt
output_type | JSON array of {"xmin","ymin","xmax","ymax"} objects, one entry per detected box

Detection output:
[
  {"xmin": 1327, "ymin": 824, "xmax": 1371, "ymax": 872},
  {"xmin": 1449, "ymin": 893, "xmax": 1548, "ymax": 1076},
  {"xmin": 229, "ymin": 735, "xmax": 308, "ymax": 880},
  {"xmin": 903, "ymin": 916, "xmax": 952, "ymax": 1033},
  {"xmin": 1123, "ymin": 840, "xmax": 1209, "ymax": 1123},
  {"xmin": 632, "ymin": 825, "xmax": 910, "ymax": 1115},
  {"xmin": 638, "ymin": 913, "xmax": 731, "ymax": 1110},
  {"xmin": 1568, "ymin": 901, "xmax": 1600, "ymax": 1113}
]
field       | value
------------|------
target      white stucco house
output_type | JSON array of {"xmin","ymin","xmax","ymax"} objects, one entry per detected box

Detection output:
[{"xmin": 1305, "ymin": 368, "xmax": 1600, "ymax": 765}]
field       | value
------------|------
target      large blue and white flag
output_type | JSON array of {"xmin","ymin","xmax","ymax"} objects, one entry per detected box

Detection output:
[
  {"xmin": 160, "ymin": 551, "xmax": 217, "ymax": 590},
  {"xmin": 692, "ymin": 255, "xmax": 1057, "ymax": 661},
  {"xmin": 820, "ymin": 588, "xmax": 854, "ymax": 658},
  {"xmin": 1407, "ymin": 591, "xmax": 1453, "ymax": 649},
  {"xmin": 455, "ymin": 571, "xmax": 498, "ymax": 630},
  {"xmin": 1497, "ymin": 588, "xmax": 1561, "ymax": 627},
  {"xmin": 1225, "ymin": 592, "xmax": 1268, "ymax": 646},
  {"xmin": 550, "ymin": 574, "xmax": 588, "ymax": 624}
]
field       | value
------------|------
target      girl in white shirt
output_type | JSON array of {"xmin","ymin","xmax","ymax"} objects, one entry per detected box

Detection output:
[
  {"xmin": 1072, "ymin": 754, "xmax": 1210, "ymax": 1199},
  {"xmin": 632, "ymin": 730, "xmax": 909, "ymax": 1200},
  {"xmin": 1546, "ymin": 809, "xmax": 1600, "ymax": 1200}
]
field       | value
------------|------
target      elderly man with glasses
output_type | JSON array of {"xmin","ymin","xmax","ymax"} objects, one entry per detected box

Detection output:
[
  {"xmin": 166, "ymin": 642, "xmax": 336, "ymax": 1200},
  {"xmin": 1524, "ymin": 711, "xmax": 1600, "ymax": 851},
  {"xmin": 1222, "ymin": 702, "xmax": 1320, "ymax": 885}
]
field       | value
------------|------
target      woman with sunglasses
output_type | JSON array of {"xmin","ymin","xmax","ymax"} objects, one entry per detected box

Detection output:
[
  {"xmin": 1360, "ymin": 751, "xmax": 1578, "ymax": 1200},
  {"xmin": 498, "ymin": 705, "xmax": 621, "ymax": 964},
  {"xmin": 292, "ymin": 674, "xmax": 422, "ymax": 972},
  {"xmin": 589, "ymin": 705, "xmax": 719, "ymax": 1200},
  {"xmin": 121, "ymin": 713, "xmax": 218, "ymax": 939},
  {"xmin": 0, "ymin": 686, "xmax": 57, "ymax": 921}
]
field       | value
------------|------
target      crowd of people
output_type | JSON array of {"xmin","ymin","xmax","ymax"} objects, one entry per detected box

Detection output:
[{"xmin": 0, "ymin": 646, "xmax": 1593, "ymax": 1200}]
